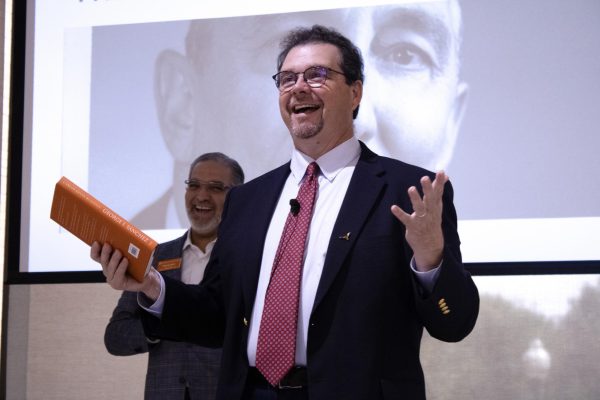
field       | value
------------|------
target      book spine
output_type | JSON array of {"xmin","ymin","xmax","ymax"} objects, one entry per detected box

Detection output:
[{"xmin": 52, "ymin": 177, "xmax": 109, "ymax": 245}]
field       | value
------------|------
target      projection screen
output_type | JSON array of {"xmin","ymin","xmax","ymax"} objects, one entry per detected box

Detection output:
[{"xmin": 16, "ymin": 0, "xmax": 600, "ymax": 276}]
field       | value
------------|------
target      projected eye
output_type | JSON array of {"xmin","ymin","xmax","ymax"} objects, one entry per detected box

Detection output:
[
  {"xmin": 375, "ymin": 41, "xmax": 436, "ymax": 75},
  {"xmin": 391, "ymin": 43, "xmax": 431, "ymax": 68}
]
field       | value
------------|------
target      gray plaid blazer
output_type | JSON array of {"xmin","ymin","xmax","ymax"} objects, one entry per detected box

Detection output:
[{"xmin": 104, "ymin": 231, "xmax": 221, "ymax": 400}]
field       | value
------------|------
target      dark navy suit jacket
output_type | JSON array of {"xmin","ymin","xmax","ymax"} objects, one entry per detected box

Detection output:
[{"xmin": 145, "ymin": 143, "xmax": 479, "ymax": 400}]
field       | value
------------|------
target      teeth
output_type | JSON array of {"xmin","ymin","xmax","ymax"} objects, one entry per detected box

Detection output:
[{"xmin": 294, "ymin": 104, "xmax": 318, "ymax": 113}]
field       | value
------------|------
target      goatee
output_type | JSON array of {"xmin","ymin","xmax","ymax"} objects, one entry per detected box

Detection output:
[{"xmin": 291, "ymin": 120, "xmax": 324, "ymax": 139}]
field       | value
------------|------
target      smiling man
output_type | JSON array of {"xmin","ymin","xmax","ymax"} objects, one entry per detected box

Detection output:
[
  {"xmin": 104, "ymin": 152, "xmax": 244, "ymax": 400},
  {"xmin": 94, "ymin": 23, "xmax": 478, "ymax": 400}
]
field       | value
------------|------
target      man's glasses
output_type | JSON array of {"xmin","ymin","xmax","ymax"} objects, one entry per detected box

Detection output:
[
  {"xmin": 184, "ymin": 179, "xmax": 231, "ymax": 194},
  {"xmin": 272, "ymin": 66, "xmax": 345, "ymax": 92}
]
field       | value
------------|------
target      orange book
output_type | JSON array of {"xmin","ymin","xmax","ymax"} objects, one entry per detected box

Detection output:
[{"xmin": 50, "ymin": 176, "xmax": 157, "ymax": 282}]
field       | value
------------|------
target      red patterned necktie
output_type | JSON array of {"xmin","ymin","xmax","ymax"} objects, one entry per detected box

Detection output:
[{"xmin": 256, "ymin": 162, "xmax": 319, "ymax": 386}]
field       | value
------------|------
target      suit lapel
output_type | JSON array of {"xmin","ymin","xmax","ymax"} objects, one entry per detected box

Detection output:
[
  {"xmin": 241, "ymin": 164, "xmax": 291, "ymax": 315},
  {"xmin": 236, "ymin": 148, "xmax": 386, "ymax": 315},
  {"xmin": 313, "ymin": 145, "xmax": 386, "ymax": 311},
  {"xmin": 161, "ymin": 232, "xmax": 187, "ymax": 280}
]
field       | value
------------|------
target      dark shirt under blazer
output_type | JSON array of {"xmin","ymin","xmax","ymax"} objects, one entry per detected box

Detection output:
[{"xmin": 105, "ymin": 232, "xmax": 221, "ymax": 400}]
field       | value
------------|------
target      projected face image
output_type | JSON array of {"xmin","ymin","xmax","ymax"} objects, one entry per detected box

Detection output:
[
  {"xmin": 352, "ymin": 1, "xmax": 467, "ymax": 171},
  {"xmin": 150, "ymin": 0, "xmax": 467, "ymax": 228},
  {"xmin": 158, "ymin": 0, "xmax": 465, "ymax": 171}
]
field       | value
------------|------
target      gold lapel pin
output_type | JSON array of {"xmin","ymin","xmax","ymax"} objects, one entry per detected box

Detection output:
[{"xmin": 339, "ymin": 232, "xmax": 351, "ymax": 241}]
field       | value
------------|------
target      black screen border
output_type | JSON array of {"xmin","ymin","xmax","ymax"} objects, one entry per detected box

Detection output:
[{"xmin": 4, "ymin": 0, "xmax": 600, "ymax": 285}]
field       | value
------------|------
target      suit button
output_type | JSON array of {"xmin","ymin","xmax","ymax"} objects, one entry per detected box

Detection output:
[{"xmin": 438, "ymin": 298, "xmax": 451, "ymax": 315}]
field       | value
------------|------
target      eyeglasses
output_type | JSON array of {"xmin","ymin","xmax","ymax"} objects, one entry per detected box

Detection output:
[
  {"xmin": 272, "ymin": 66, "xmax": 345, "ymax": 92},
  {"xmin": 184, "ymin": 179, "xmax": 231, "ymax": 194}
]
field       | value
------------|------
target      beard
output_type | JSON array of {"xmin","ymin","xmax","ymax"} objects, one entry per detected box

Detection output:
[
  {"xmin": 290, "ymin": 118, "xmax": 324, "ymax": 139},
  {"xmin": 189, "ymin": 215, "xmax": 220, "ymax": 238}
]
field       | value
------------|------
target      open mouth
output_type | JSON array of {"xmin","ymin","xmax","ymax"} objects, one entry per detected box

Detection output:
[
  {"xmin": 292, "ymin": 104, "xmax": 320, "ymax": 114},
  {"xmin": 192, "ymin": 205, "xmax": 212, "ymax": 215}
]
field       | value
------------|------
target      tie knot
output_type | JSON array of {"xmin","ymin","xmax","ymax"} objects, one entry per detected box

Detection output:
[{"xmin": 306, "ymin": 162, "xmax": 319, "ymax": 179}]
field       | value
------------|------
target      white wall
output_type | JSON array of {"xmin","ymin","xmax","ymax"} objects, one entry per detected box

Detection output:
[{"xmin": 5, "ymin": 284, "xmax": 147, "ymax": 400}]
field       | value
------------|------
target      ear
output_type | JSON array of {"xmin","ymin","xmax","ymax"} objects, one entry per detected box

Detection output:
[
  {"xmin": 350, "ymin": 80, "xmax": 363, "ymax": 115},
  {"xmin": 437, "ymin": 81, "xmax": 469, "ymax": 170},
  {"xmin": 154, "ymin": 49, "xmax": 197, "ymax": 161}
]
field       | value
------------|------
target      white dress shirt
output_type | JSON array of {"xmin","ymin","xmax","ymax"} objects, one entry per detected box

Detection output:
[
  {"xmin": 181, "ymin": 232, "xmax": 215, "ymax": 284},
  {"xmin": 143, "ymin": 138, "xmax": 440, "ymax": 362},
  {"xmin": 247, "ymin": 137, "xmax": 361, "ymax": 367},
  {"xmin": 246, "ymin": 137, "xmax": 441, "ymax": 366}
]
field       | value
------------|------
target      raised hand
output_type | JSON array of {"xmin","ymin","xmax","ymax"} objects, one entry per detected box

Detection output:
[{"xmin": 390, "ymin": 171, "xmax": 448, "ymax": 271}]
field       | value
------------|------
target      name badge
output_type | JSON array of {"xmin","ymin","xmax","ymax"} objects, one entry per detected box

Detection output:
[{"xmin": 156, "ymin": 258, "xmax": 182, "ymax": 272}]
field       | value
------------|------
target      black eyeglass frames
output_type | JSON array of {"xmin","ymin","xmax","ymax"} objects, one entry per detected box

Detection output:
[
  {"xmin": 184, "ymin": 179, "xmax": 231, "ymax": 194},
  {"xmin": 272, "ymin": 66, "xmax": 345, "ymax": 92}
]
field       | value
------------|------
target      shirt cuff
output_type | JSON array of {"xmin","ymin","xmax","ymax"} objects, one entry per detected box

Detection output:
[
  {"xmin": 411, "ymin": 257, "xmax": 442, "ymax": 294},
  {"xmin": 137, "ymin": 272, "xmax": 165, "ymax": 318}
]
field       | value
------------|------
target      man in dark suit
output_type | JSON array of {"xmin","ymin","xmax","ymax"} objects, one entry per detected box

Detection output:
[
  {"xmin": 94, "ymin": 25, "xmax": 478, "ymax": 400},
  {"xmin": 103, "ymin": 152, "xmax": 244, "ymax": 400}
]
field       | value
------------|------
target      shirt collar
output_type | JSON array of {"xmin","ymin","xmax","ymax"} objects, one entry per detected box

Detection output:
[
  {"xmin": 290, "ymin": 137, "xmax": 361, "ymax": 184},
  {"xmin": 183, "ymin": 229, "xmax": 216, "ymax": 255}
]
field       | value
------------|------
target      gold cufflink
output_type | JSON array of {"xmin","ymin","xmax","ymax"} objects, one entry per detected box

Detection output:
[{"xmin": 243, "ymin": 317, "xmax": 248, "ymax": 326}]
